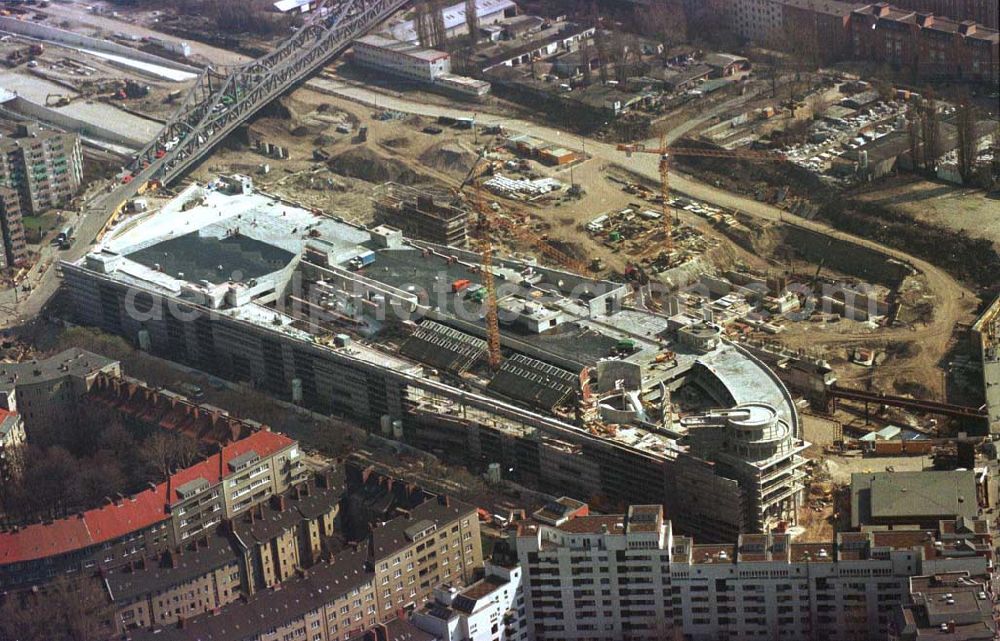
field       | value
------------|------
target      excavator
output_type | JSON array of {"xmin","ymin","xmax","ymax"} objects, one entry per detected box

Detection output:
[{"xmin": 45, "ymin": 93, "xmax": 71, "ymax": 107}]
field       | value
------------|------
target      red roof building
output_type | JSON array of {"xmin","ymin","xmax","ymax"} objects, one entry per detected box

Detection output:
[{"xmin": 0, "ymin": 429, "xmax": 298, "ymax": 587}]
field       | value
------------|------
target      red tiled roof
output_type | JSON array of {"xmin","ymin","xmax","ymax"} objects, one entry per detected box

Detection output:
[
  {"xmin": 0, "ymin": 430, "xmax": 294, "ymax": 565},
  {"xmin": 0, "ymin": 517, "xmax": 92, "ymax": 565}
]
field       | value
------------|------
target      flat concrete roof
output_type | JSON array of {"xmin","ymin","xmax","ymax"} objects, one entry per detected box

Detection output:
[
  {"xmin": 851, "ymin": 470, "xmax": 979, "ymax": 528},
  {"xmin": 128, "ymin": 232, "xmax": 295, "ymax": 285},
  {"xmin": 70, "ymin": 181, "xmax": 799, "ymax": 464}
]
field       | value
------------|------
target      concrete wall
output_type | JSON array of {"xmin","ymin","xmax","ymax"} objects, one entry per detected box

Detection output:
[
  {"xmin": 0, "ymin": 17, "xmax": 198, "ymax": 74},
  {"xmin": 782, "ymin": 224, "xmax": 910, "ymax": 287},
  {"xmin": 5, "ymin": 96, "xmax": 144, "ymax": 147}
]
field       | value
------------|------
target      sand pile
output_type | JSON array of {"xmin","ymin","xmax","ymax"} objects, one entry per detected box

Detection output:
[
  {"xmin": 327, "ymin": 147, "xmax": 423, "ymax": 185},
  {"xmin": 418, "ymin": 141, "xmax": 477, "ymax": 174}
]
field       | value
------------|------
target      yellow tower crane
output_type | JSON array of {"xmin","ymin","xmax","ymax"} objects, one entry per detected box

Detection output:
[
  {"xmin": 617, "ymin": 140, "xmax": 786, "ymax": 253},
  {"xmin": 470, "ymin": 179, "xmax": 503, "ymax": 371}
]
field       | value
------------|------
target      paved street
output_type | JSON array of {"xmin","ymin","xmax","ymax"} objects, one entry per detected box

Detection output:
[{"xmin": 0, "ymin": 178, "xmax": 122, "ymax": 326}]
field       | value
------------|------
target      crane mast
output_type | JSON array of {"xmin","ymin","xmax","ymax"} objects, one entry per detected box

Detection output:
[
  {"xmin": 618, "ymin": 142, "xmax": 786, "ymax": 259},
  {"xmin": 471, "ymin": 179, "xmax": 503, "ymax": 370}
]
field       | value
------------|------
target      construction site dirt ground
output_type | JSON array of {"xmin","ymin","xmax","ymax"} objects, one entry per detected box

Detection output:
[
  {"xmin": 191, "ymin": 87, "xmax": 764, "ymax": 279},
  {"xmin": 192, "ymin": 85, "xmax": 974, "ymax": 406},
  {"xmin": 852, "ymin": 177, "xmax": 1000, "ymax": 250}
]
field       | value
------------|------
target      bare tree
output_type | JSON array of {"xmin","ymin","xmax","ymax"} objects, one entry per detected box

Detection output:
[
  {"xmin": 611, "ymin": 30, "xmax": 628, "ymax": 83},
  {"xmin": 415, "ymin": 2, "xmax": 431, "ymax": 48},
  {"xmin": 9, "ymin": 575, "xmax": 111, "ymax": 641},
  {"xmin": 594, "ymin": 29, "xmax": 609, "ymax": 84},
  {"xmin": 464, "ymin": 0, "xmax": 478, "ymax": 45},
  {"xmin": 991, "ymin": 126, "xmax": 1000, "ymax": 192},
  {"xmin": 907, "ymin": 100, "xmax": 924, "ymax": 170},
  {"xmin": 955, "ymin": 98, "xmax": 978, "ymax": 185},
  {"xmin": 579, "ymin": 37, "xmax": 593, "ymax": 85},
  {"xmin": 142, "ymin": 432, "xmax": 201, "ymax": 483},
  {"xmin": 921, "ymin": 95, "xmax": 941, "ymax": 173},
  {"xmin": 430, "ymin": 0, "xmax": 447, "ymax": 49},
  {"xmin": 641, "ymin": 0, "xmax": 687, "ymax": 55}
]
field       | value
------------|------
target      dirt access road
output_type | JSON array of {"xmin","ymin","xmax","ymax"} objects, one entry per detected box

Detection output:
[{"xmin": 310, "ymin": 78, "xmax": 974, "ymax": 397}]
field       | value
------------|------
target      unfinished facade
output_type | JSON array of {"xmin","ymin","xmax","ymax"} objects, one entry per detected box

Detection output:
[
  {"xmin": 374, "ymin": 183, "xmax": 469, "ymax": 247},
  {"xmin": 61, "ymin": 179, "xmax": 808, "ymax": 542}
]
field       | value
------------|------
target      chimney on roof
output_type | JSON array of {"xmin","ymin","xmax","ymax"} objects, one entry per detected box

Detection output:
[
  {"xmin": 177, "ymin": 616, "xmax": 187, "ymax": 629},
  {"xmin": 271, "ymin": 495, "xmax": 287, "ymax": 512},
  {"xmin": 958, "ymin": 20, "xmax": 976, "ymax": 34},
  {"xmin": 165, "ymin": 470, "xmax": 173, "ymax": 514},
  {"xmin": 438, "ymin": 494, "xmax": 450, "ymax": 507},
  {"xmin": 916, "ymin": 12, "xmax": 933, "ymax": 27},
  {"xmin": 873, "ymin": 2, "xmax": 890, "ymax": 16},
  {"xmin": 219, "ymin": 443, "xmax": 225, "ymax": 480}
]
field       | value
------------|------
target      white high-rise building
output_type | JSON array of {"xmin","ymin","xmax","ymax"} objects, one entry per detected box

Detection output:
[
  {"xmin": 514, "ymin": 502, "xmax": 995, "ymax": 641},
  {"xmin": 412, "ymin": 562, "xmax": 529, "ymax": 641}
]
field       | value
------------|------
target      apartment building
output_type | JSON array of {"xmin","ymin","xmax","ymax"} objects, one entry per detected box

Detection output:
[
  {"xmin": 369, "ymin": 493, "xmax": 484, "ymax": 617},
  {"xmin": 890, "ymin": 572, "xmax": 998, "ymax": 640},
  {"xmin": 781, "ymin": 0, "xmax": 864, "ymax": 61},
  {"xmin": 127, "ymin": 472, "xmax": 484, "ymax": 641},
  {"xmin": 0, "ymin": 348, "xmax": 120, "ymax": 433},
  {"xmin": 0, "ymin": 407, "xmax": 25, "ymax": 483},
  {"xmin": 411, "ymin": 562, "xmax": 528, "ymax": 641},
  {"xmin": 729, "ymin": 0, "xmax": 786, "ymax": 42},
  {"xmin": 231, "ymin": 471, "xmax": 341, "ymax": 594},
  {"xmin": 129, "ymin": 544, "xmax": 380, "ymax": 641},
  {"xmin": 168, "ymin": 430, "xmax": 308, "ymax": 544},
  {"xmin": 0, "ymin": 124, "xmax": 83, "ymax": 215},
  {"xmin": 889, "ymin": 0, "xmax": 998, "ymax": 28},
  {"xmin": 514, "ymin": 502, "xmax": 995, "ymax": 641},
  {"xmin": 0, "ymin": 186, "xmax": 26, "ymax": 268},
  {"xmin": 107, "ymin": 470, "xmax": 341, "ymax": 632},
  {"xmin": 723, "ymin": 1, "xmax": 999, "ymax": 82},
  {"xmin": 106, "ymin": 534, "xmax": 243, "ymax": 631},
  {"xmin": 851, "ymin": 3, "xmax": 1000, "ymax": 83},
  {"xmin": 0, "ymin": 429, "xmax": 303, "ymax": 589}
]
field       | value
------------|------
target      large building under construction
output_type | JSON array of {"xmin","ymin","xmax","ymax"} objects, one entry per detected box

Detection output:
[
  {"xmin": 61, "ymin": 177, "xmax": 807, "ymax": 541},
  {"xmin": 373, "ymin": 183, "xmax": 469, "ymax": 247}
]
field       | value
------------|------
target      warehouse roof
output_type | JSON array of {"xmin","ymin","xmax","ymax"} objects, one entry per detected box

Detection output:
[
  {"xmin": 851, "ymin": 470, "xmax": 979, "ymax": 528},
  {"xmin": 355, "ymin": 34, "xmax": 450, "ymax": 63},
  {"xmin": 388, "ymin": 0, "xmax": 516, "ymax": 42}
]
